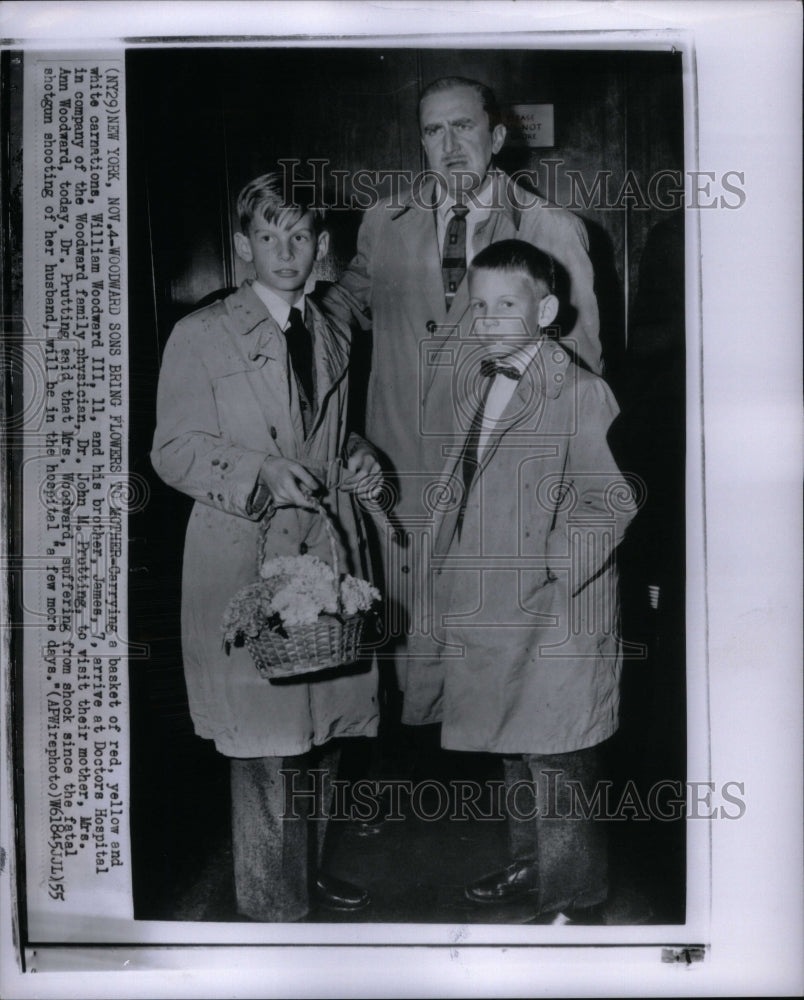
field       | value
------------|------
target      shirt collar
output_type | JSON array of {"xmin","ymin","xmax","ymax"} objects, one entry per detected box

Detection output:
[
  {"xmin": 392, "ymin": 169, "xmax": 520, "ymax": 227},
  {"xmin": 496, "ymin": 338, "xmax": 544, "ymax": 374},
  {"xmin": 252, "ymin": 280, "xmax": 305, "ymax": 330},
  {"xmin": 435, "ymin": 173, "xmax": 495, "ymax": 222}
]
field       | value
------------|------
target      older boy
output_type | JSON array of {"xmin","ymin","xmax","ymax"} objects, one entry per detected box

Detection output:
[
  {"xmin": 430, "ymin": 240, "xmax": 636, "ymax": 921},
  {"xmin": 151, "ymin": 173, "xmax": 381, "ymax": 922}
]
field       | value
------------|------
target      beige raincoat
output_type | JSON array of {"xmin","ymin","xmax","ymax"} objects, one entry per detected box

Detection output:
[{"xmin": 151, "ymin": 281, "xmax": 378, "ymax": 758}]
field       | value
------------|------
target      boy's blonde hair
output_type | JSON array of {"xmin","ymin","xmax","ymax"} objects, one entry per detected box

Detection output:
[{"xmin": 236, "ymin": 171, "xmax": 326, "ymax": 235}]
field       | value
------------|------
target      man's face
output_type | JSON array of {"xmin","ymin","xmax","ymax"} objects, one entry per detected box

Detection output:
[
  {"xmin": 468, "ymin": 268, "xmax": 557, "ymax": 357},
  {"xmin": 420, "ymin": 86, "xmax": 506, "ymax": 198},
  {"xmin": 234, "ymin": 210, "xmax": 328, "ymax": 304}
]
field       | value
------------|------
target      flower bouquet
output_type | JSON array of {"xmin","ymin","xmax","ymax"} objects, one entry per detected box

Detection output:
[{"xmin": 222, "ymin": 503, "xmax": 380, "ymax": 680}]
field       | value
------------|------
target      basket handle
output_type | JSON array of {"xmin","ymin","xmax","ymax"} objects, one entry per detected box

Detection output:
[
  {"xmin": 257, "ymin": 497, "xmax": 343, "ymax": 614},
  {"xmin": 311, "ymin": 498, "xmax": 341, "ymax": 586}
]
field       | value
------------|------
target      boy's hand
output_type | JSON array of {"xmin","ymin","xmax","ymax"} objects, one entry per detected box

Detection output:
[
  {"xmin": 341, "ymin": 443, "xmax": 382, "ymax": 499},
  {"xmin": 259, "ymin": 457, "xmax": 322, "ymax": 511}
]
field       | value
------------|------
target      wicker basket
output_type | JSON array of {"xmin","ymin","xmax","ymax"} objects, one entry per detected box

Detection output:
[
  {"xmin": 246, "ymin": 612, "xmax": 366, "ymax": 680},
  {"xmin": 244, "ymin": 500, "xmax": 371, "ymax": 680}
]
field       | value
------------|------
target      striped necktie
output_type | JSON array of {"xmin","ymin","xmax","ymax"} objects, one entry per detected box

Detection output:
[{"xmin": 442, "ymin": 203, "xmax": 470, "ymax": 310}]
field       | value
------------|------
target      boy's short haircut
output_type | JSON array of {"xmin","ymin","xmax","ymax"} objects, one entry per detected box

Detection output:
[
  {"xmin": 236, "ymin": 170, "xmax": 326, "ymax": 235},
  {"xmin": 470, "ymin": 239, "xmax": 556, "ymax": 294}
]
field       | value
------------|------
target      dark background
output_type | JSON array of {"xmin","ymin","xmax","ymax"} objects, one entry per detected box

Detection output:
[{"xmin": 127, "ymin": 47, "xmax": 686, "ymax": 923}]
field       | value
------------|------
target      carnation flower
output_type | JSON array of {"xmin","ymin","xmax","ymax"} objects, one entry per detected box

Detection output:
[
  {"xmin": 272, "ymin": 587, "xmax": 332, "ymax": 627},
  {"xmin": 260, "ymin": 554, "xmax": 335, "ymax": 586},
  {"xmin": 222, "ymin": 554, "xmax": 380, "ymax": 649},
  {"xmin": 340, "ymin": 576, "xmax": 381, "ymax": 617}
]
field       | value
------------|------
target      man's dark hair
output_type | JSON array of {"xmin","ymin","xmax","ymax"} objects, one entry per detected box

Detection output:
[
  {"xmin": 418, "ymin": 77, "xmax": 502, "ymax": 131},
  {"xmin": 470, "ymin": 239, "xmax": 556, "ymax": 294}
]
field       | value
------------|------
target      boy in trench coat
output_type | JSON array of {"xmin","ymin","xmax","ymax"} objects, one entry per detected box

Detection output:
[
  {"xmin": 429, "ymin": 240, "xmax": 637, "ymax": 921},
  {"xmin": 151, "ymin": 173, "xmax": 381, "ymax": 921}
]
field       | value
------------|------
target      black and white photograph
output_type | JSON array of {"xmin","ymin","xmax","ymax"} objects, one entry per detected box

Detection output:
[
  {"xmin": 0, "ymin": 2, "xmax": 801, "ymax": 998},
  {"xmin": 127, "ymin": 43, "xmax": 690, "ymax": 930}
]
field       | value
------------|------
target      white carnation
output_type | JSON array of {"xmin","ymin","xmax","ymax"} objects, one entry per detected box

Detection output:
[{"xmin": 340, "ymin": 576, "xmax": 381, "ymax": 617}]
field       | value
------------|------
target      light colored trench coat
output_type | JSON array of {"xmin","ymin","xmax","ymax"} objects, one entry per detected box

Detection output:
[
  {"xmin": 326, "ymin": 170, "xmax": 600, "ymax": 522},
  {"xmin": 427, "ymin": 343, "xmax": 636, "ymax": 754},
  {"xmin": 151, "ymin": 281, "xmax": 379, "ymax": 758},
  {"xmin": 322, "ymin": 171, "xmax": 601, "ymax": 722}
]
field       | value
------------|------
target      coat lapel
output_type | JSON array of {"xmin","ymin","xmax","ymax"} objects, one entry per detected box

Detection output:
[
  {"xmin": 475, "ymin": 343, "xmax": 571, "ymax": 476},
  {"xmin": 392, "ymin": 195, "xmax": 447, "ymax": 324},
  {"xmin": 430, "ymin": 362, "xmax": 487, "ymax": 556},
  {"xmin": 471, "ymin": 171, "xmax": 523, "ymax": 251},
  {"xmin": 433, "ymin": 342, "xmax": 572, "ymax": 554},
  {"xmin": 305, "ymin": 297, "xmax": 350, "ymax": 440},
  {"xmin": 224, "ymin": 282, "xmax": 297, "ymax": 452}
]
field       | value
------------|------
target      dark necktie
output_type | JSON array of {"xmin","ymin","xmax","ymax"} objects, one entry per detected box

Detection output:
[
  {"xmin": 455, "ymin": 371, "xmax": 494, "ymax": 539},
  {"xmin": 441, "ymin": 203, "xmax": 470, "ymax": 310},
  {"xmin": 284, "ymin": 306, "xmax": 316, "ymax": 433}
]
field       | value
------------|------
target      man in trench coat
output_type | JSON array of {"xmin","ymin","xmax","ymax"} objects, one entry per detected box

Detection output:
[{"xmin": 323, "ymin": 76, "xmax": 601, "ymax": 725}]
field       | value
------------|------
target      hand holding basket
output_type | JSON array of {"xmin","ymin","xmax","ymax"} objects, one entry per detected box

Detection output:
[{"xmin": 222, "ymin": 499, "xmax": 379, "ymax": 681}]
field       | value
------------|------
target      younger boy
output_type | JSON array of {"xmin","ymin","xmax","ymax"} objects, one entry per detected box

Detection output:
[
  {"xmin": 151, "ymin": 172, "xmax": 381, "ymax": 922},
  {"xmin": 430, "ymin": 239, "xmax": 637, "ymax": 921}
]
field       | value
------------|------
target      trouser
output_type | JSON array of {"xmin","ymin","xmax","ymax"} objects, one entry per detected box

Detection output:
[
  {"xmin": 230, "ymin": 744, "xmax": 339, "ymax": 922},
  {"xmin": 503, "ymin": 745, "xmax": 608, "ymax": 915}
]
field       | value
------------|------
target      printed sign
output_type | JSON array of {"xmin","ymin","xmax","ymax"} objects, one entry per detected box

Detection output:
[{"xmin": 507, "ymin": 104, "xmax": 555, "ymax": 147}]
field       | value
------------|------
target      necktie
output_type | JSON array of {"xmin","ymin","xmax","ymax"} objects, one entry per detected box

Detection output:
[
  {"xmin": 284, "ymin": 306, "xmax": 316, "ymax": 433},
  {"xmin": 455, "ymin": 372, "xmax": 494, "ymax": 539},
  {"xmin": 442, "ymin": 203, "xmax": 470, "ymax": 310},
  {"xmin": 480, "ymin": 358, "xmax": 522, "ymax": 381}
]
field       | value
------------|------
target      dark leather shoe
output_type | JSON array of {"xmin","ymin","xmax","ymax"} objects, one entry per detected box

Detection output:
[
  {"xmin": 465, "ymin": 861, "xmax": 540, "ymax": 904},
  {"xmin": 312, "ymin": 873, "xmax": 370, "ymax": 912}
]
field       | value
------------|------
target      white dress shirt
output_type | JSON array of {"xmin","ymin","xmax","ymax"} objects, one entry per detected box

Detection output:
[
  {"xmin": 252, "ymin": 281, "xmax": 314, "ymax": 431},
  {"xmin": 252, "ymin": 280, "xmax": 305, "ymax": 332},
  {"xmin": 435, "ymin": 178, "xmax": 496, "ymax": 265},
  {"xmin": 477, "ymin": 340, "xmax": 545, "ymax": 457}
]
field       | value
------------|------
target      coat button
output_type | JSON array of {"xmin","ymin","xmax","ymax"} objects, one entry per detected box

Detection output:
[
  {"xmin": 401, "ymin": 565, "xmax": 410, "ymax": 574},
  {"xmin": 220, "ymin": 461, "xmax": 228, "ymax": 470},
  {"xmin": 217, "ymin": 493, "xmax": 224, "ymax": 501},
  {"xmin": 299, "ymin": 542, "xmax": 308, "ymax": 555},
  {"xmin": 207, "ymin": 492, "xmax": 213, "ymax": 499},
  {"xmin": 211, "ymin": 458, "xmax": 219, "ymax": 466},
  {"xmin": 426, "ymin": 320, "xmax": 437, "ymax": 334},
  {"xmin": 270, "ymin": 426, "xmax": 278, "ymax": 439}
]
